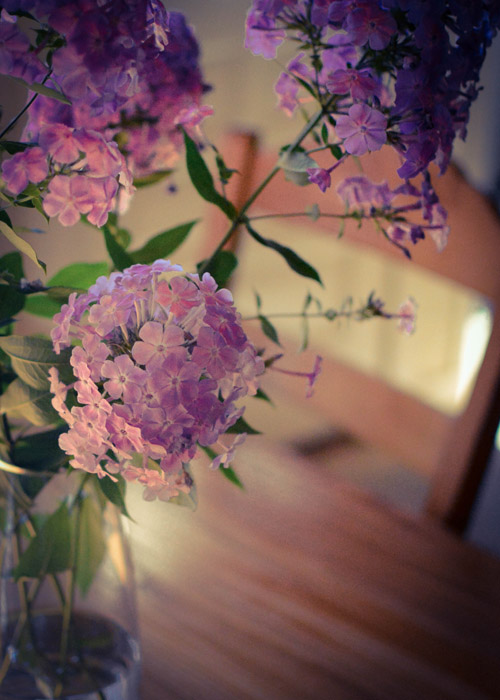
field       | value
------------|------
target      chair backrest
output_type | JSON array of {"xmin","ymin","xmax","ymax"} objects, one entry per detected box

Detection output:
[{"xmin": 205, "ymin": 131, "xmax": 500, "ymax": 534}]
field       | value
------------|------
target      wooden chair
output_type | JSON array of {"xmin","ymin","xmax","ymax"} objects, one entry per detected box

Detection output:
[{"xmin": 204, "ymin": 131, "xmax": 500, "ymax": 535}]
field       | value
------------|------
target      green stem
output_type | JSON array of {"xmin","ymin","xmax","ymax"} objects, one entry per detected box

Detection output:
[
  {"xmin": 249, "ymin": 211, "xmax": 347, "ymax": 222},
  {"xmin": 199, "ymin": 108, "xmax": 326, "ymax": 275},
  {"xmin": 58, "ymin": 473, "xmax": 90, "ymax": 675},
  {"xmin": 0, "ymin": 70, "xmax": 52, "ymax": 140}
]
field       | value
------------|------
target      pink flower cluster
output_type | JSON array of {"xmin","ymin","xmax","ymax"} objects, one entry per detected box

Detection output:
[
  {"xmin": 49, "ymin": 261, "xmax": 264, "ymax": 501},
  {"xmin": 0, "ymin": 1, "xmax": 207, "ymax": 225},
  {"xmin": 2, "ymin": 128, "xmax": 133, "ymax": 226}
]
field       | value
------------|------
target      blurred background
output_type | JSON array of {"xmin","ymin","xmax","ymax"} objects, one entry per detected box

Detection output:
[{"xmin": 2, "ymin": 0, "xmax": 500, "ymax": 553}]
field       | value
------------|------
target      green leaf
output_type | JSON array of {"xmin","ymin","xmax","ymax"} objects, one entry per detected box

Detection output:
[
  {"xmin": 0, "ymin": 140, "xmax": 33, "ymax": 155},
  {"xmin": 10, "ymin": 76, "xmax": 71, "ymax": 105},
  {"xmin": 0, "ymin": 220, "xmax": 46, "ymax": 272},
  {"xmin": 0, "ymin": 252, "xmax": 25, "ymax": 320},
  {"xmin": 299, "ymin": 315, "xmax": 309, "ymax": 351},
  {"xmin": 130, "ymin": 220, "xmax": 198, "ymax": 264},
  {"xmin": 23, "ymin": 295, "xmax": 61, "ymax": 319},
  {"xmin": 169, "ymin": 481, "xmax": 198, "ymax": 510},
  {"xmin": 49, "ymin": 261, "xmax": 108, "ymax": 289},
  {"xmin": 258, "ymin": 314, "xmax": 281, "ymax": 346},
  {"xmin": 215, "ymin": 152, "xmax": 237, "ymax": 184},
  {"xmin": 98, "ymin": 474, "xmax": 130, "ymax": 518},
  {"xmin": 278, "ymin": 148, "xmax": 317, "ymax": 187},
  {"xmin": 133, "ymin": 169, "xmax": 173, "ymax": 188},
  {"xmin": 306, "ymin": 203, "xmax": 320, "ymax": 222},
  {"xmin": 24, "ymin": 262, "xmax": 108, "ymax": 318},
  {"xmin": 32, "ymin": 196, "xmax": 49, "ymax": 222},
  {"xmin": 75, "ymin": 495, "xmax": 106, "ymax": 596},
  {"xmin": 330, "ymin": 144, "xmax": 343, "ymax": 160},
  {"xmin": 200, "ymin": 445, "xmax": 244, "ymax": 489},
  {"xmin": 219, "ymin": 465, "xmax": 244, "ymax": 489},
  {"xmin": 0, "ymin": 335, "xmax": 73, "ymax": 389},
  {"xmin": 246, "ymin": 224, "xmax": 322, "ymax": 285},
  {"xmin": 13, "ymin": 427, "xmax": 68, "ymax": 472},
  {"xmin": 0, "ymin": 253, "xmax": 24, "ymax": 282},
  {"xmin": 196, "ymin": 250, "xmax": 237, "ymax": 288},
  {"xmin": 183, "ymin": 130, "xmax": 237, "ymax": 220},
  {"xmin": 103, "ymin": 226, "xmax": 134, "ymax": 271},
  {"xmin": 13, "ymin": 503, "xmax": 72, "ymax": 580},
  {"xmin": 255, "ymin": 387, "xmax": 273, "ymax": 403},
  {"xmin": 227, "ymin": 416, "xmax": 261, "ymax": 435},
  {"xmin": 0, "ymin": 378, "xmax": 60, "ymax": 426},
  {"xmin": 0, "ymin": 285, "xmax": 25, "ymax": 322},
  {"xmin": 295, "ymin": 75, "xmax": 318, "ymax": 99},
  {"xmin": 278, "ymin": 149, "xmax": 317, "ymax": 173},
  {"xmin": 0, "ymin": 210, "xmax": 13, "ymax": 228}
]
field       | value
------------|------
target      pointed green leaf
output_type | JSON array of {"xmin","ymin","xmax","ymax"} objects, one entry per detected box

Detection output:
[
  {"xmin": 258, "ymin": 314, "xmax": 281, "ymax": 346},
  {"xmin": 255, "ymin": 387, "xmax": 273, "ymax": 403},
  {"xmin": 196, "ymin": 250, "xmax": 237, "ymax": 288},
  {"xmin": 13, "ymin": 427, "xmax": 68, "ymax": 472},
  {"xmin": 98, "ymin": 474, "xmax": 130, "ymax": 518},
  {"xmin": 200, "ymin": 445, "xmax": 244, "ymax": 489},
  {"xmin": 219, "ymin": 465, "xmax": 244, "ymax": 489},
  {"xmin": 76, "ymin": 495, "xmax": 106, "ymax": 596},
  {"xmin": 0, "ymin": 251, "xmax": 23, "ymax": 280},
  {"xmin": 0, "ymin": 140, "xmax": 33, "ymax": 155},
  {"xmin": 169, "ymin": 481, "xmax": 198, "ymax": 510},
  {"xmin": 133, "ymin": 169, "xmax": 173, "ymax": 188},
  {"xmin": 306, "ymin": 203, "xmax": 320, "ymax": 221},
  {"xmin": 13, "ymin": 503, "xmax": 72, "ymax": 580},
  {"xmin": 0, "ymin": 284, "xmax": 25, "ymax": 321},
  {"xmin": 183, "ymin": 130, "xmax": 237, "ymax": 220},
  {"xmin": 49, "ymin": 261, "xmax": 108, "ymax": 289},
  {"xmin": 130, "ymin": 220, "xmax": 198, "ymax": 264},
  {"xmin": 10, "ymin": 76, "xmax": 71, "ymax": 105},
  {"xmin": 299, "ymin": 315, "xmax": 309, "ymax": 352},
  {"xmin": 23, "ymin": 295, "xmax": 61, "ymax": 319},
  {"xmin": 103, "ymin": 226, "xmax": 134, "ymax": 271},
  {"xmin": 215, "ymin": 152, "xmax": 237, "ymax": 184},
  {"xmin": 0, "ymin": 251, "xmax": 25, "ymax": 320},
  {"xmin": 0, "ymin": 335, "xmax": 73, "ymax": 389},
  {"xmin": 0, "ymin": 378, "xmax": 59, "ymax": 426},
  {"xmin": 295, "ymin": 75, "xmax": 318, "ymax": 99},
  {"xmin": 278, "ymin": 149, "xmax": 317, "ymax": 173},
  {"xmin": 0, "ymin": 221, "xmax": 46, "ymax": 272},
  {"xmin": 330, "ymin": 144, "xmax": 343, "ymax": 160},
  {"xmin": 227, "ymin": 416, "xmax": 261, "ymax": 435},
  {"xmin": 24, "ymin": 262, "xmax": 108, "ymax": 318},
  {"xmin": 246, "ymin": 223, "xmax": 322, "ymax": 284}
]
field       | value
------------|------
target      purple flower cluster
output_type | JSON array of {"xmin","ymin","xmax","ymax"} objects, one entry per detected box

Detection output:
[
  {"xmin": 49, "ymin": 261, "xmax": 264, "ymax": 501},
  {"xmin": 0, "ymin": 1, "xmax": 207, "ymax": 225},
  {"xmin": 337, "ymin": 174, "xmax": 449, "ymax": 254},
  {"xmin": 245, "ymin": 0, "xmax": 500, "ymax": 252}
]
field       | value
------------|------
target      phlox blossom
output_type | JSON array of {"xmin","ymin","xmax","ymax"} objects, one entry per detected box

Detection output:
[
  {"xmin": 1, "ymin": 147, "xmax": 48, "ymax": 195},
  {"xmin": 396, "ymin": 297, "xmax": 417, "ymax": 335},
  {"xmin": 50, "ymin": 261, "xmax": 264, "ymax": 502},
  {"xmin": 335, "ymin": 103, "xmax": 387, "ymax": 156},
  {"xmin": 42, "ymin": 175, "xmax": 93, "ymax": 226}
]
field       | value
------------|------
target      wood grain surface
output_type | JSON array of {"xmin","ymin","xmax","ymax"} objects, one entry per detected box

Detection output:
[{"xmin": 129, "ymin": 440, "xmax": 500, "ymax": 700}]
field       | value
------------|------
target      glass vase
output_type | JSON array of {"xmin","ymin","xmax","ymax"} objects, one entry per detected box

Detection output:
[{"xmin": 0, "ymin": 464, "xmax": 141, "ymax": 700}]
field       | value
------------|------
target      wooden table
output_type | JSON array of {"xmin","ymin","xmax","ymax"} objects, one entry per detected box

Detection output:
[{"xmin": 129, "ymin": 440, "xmax": 500, "ymax": 700}]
